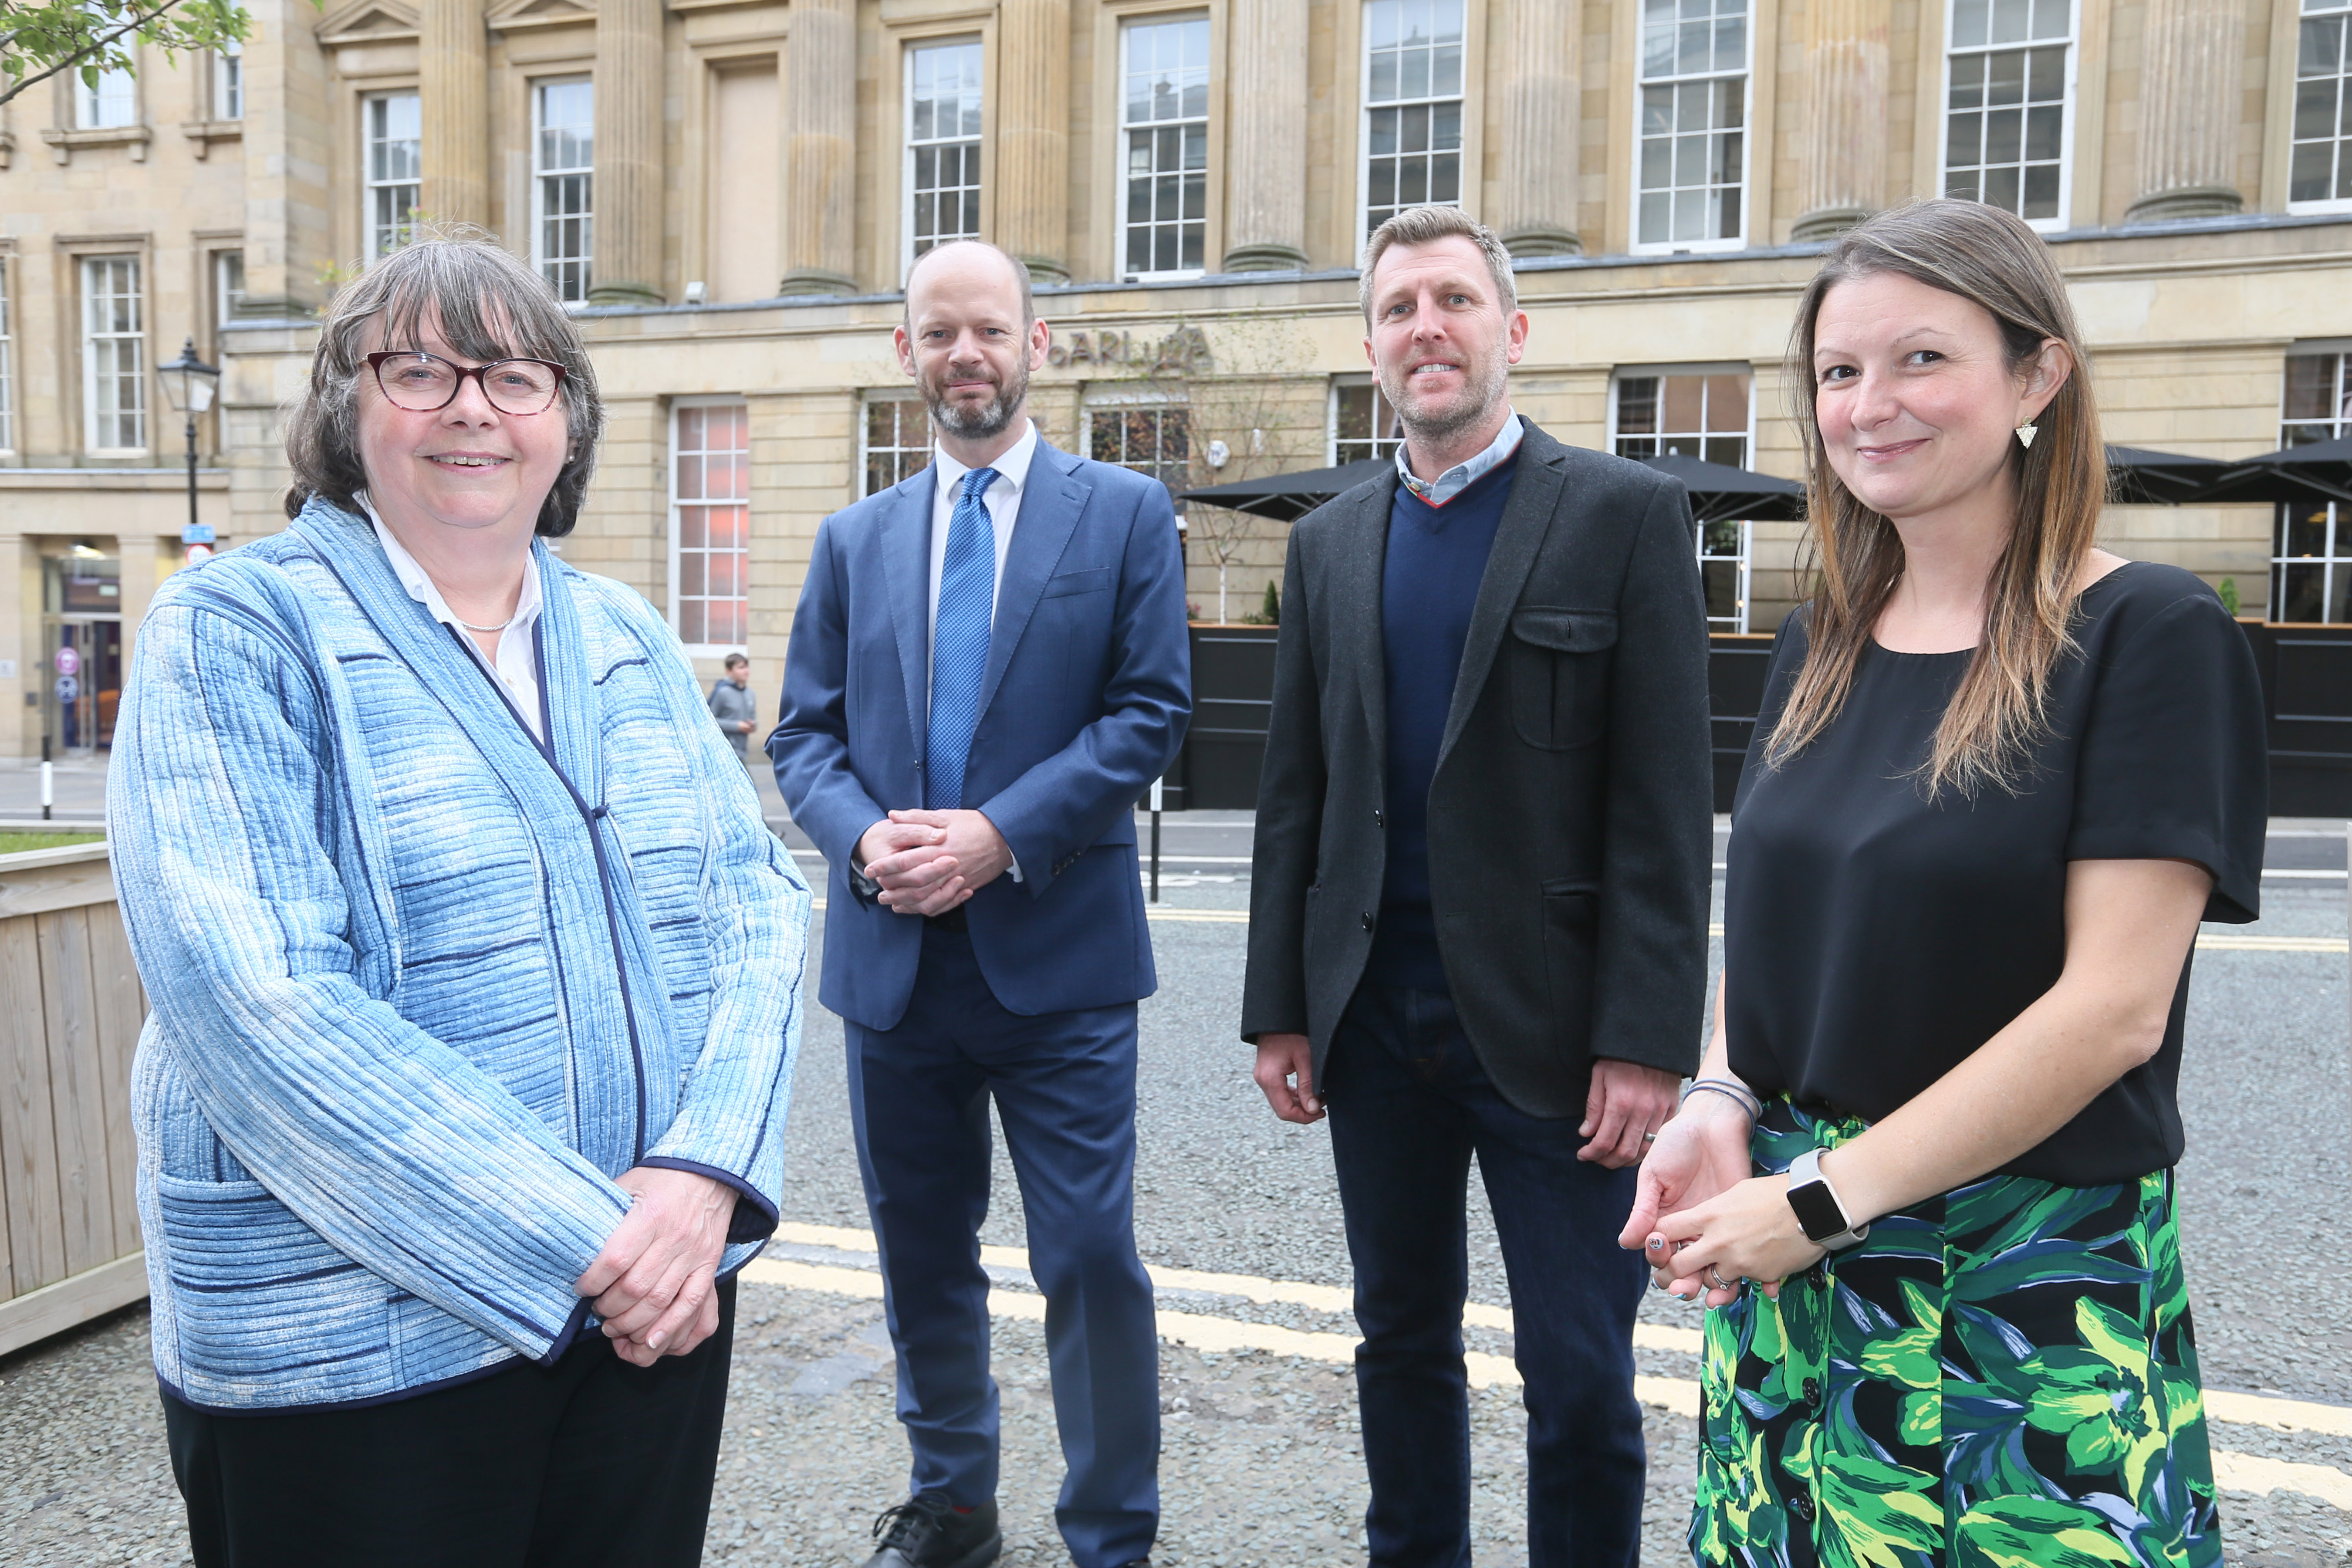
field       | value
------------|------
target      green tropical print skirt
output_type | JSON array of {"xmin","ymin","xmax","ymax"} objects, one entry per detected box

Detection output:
[{"xmin": 1690, "ymin": 1102, "xmax": 2221, "ymax": 1568}]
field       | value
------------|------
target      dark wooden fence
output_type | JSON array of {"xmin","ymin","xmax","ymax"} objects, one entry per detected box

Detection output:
[
  {"xmin": 1171, "ymin": 622, "xmax": 2352, "ymax": 818},
  {"xmin": 1169, "ymin": 624, "xmax": 1279, "ymax": 811},
  {"xmin": 2239, "ymin": 621, "xmax": 2352, "ymax": 818}
]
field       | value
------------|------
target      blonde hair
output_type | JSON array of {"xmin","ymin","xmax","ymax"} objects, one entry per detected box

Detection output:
[
  {"xmin": 1359, "ymin": 206, "xmax": 1516, "ymax": 324},
  {"xmin": 1768, "ymin": 199, "xmax": 2105, "ymax": 798}
]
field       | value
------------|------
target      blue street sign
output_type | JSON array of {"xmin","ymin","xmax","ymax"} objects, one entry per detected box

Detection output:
[{"xmin": 182, "ymin": 523, "xmax": 216, "ymax": 544}]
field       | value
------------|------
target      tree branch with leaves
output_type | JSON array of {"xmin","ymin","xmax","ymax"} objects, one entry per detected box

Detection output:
[{"xmin": 2, "ymin": 0, "xmax": 252, "ymax": 109}]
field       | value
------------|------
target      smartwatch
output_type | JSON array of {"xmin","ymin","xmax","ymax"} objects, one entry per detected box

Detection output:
[{"xmin": 1784, "ymin": 1148, "xmax": 1870, "ymax": 1250}]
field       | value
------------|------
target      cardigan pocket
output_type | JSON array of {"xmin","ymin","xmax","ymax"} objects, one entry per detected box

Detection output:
[
  {"xmin": 1508, "ymin": 608, "xmax": 1618, "ymax": 750},
  {"xmin": 153, "ymin": 1172, "xmax": 393, "ymax": 1397}
]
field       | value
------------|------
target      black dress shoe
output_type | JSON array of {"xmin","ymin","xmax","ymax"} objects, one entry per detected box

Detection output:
[{"xmin": 860, "ymin": 1494, "xmax": 1001, "ymax": 1568}]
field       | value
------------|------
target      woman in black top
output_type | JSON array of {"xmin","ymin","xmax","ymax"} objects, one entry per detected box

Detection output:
[{"xmin": 1620, "ymin": 199, "xmax": 2264, "ymax": 1568}]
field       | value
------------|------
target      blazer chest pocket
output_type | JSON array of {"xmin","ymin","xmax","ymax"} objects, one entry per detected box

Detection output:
[
  {"xmin": 1508, "ymin": 607, "xmax": 1617, "ymax": 750},
  {"xmin": 1041, "ymin": 566, "xmax": 1114, "ymax": 599}
]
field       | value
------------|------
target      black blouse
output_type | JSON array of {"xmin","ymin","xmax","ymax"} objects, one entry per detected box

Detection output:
[{"xmin": 1724, "ymin": 562, "xmax": 2267, "ymax": 1186}]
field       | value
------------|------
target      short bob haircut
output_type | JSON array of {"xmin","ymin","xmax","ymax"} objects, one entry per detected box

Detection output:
[{"xmin": 283, "ymin": 231, "xmax": 605, "ymax": 537}]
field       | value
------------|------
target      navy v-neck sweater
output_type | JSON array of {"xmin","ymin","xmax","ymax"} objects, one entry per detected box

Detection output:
[{"xmin": 1367, "ymin": 450, "xmax": 1521, "ymax": 994}]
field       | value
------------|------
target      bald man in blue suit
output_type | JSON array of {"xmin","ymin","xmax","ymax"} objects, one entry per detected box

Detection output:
[{"xmin": 771, "ymin": 240, "xmax": 1190, "ymax": 1568}]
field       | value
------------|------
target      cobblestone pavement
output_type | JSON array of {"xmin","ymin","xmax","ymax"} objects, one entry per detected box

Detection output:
[{"xmin": 5, "ymin": 855, "xmax": 2351, "ymax": 1566}]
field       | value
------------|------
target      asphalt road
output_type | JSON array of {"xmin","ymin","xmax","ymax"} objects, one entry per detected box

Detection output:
[{"xmin": 3, "ymin": 811, "xmax": 2351, "ymax": 1566}]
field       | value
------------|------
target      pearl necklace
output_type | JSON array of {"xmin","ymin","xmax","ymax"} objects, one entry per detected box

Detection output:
[{"xmin": 453, "ymin": 612, "xmax": 518, "ymax": 635}]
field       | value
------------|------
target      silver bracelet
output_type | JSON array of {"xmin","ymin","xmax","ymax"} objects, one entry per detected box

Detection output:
[{"xmin": 1680, "ymin": 1079, "xmax": 1762, "ymax": 1121}]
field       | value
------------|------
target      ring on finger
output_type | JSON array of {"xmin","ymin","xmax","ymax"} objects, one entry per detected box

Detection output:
[{"xmin": 1704, "ymin": 1264, "xmax": 1744, "ymax": 1293}]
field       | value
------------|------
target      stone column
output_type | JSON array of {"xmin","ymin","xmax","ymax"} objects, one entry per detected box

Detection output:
[
  {"xmin": 419, "ymin": 0, "xmax": 490, "ymax": 230},
  {"xmin": 588, "ymin": 0, "xmax": 664, "ymax": 304},
  {"xmin": 993, "ymin": 0, "xmax": 1072, "ymax": 283},
  {"xmin": 1791, "ymin": 0, "xmax": 1889, "ymax": 241},
  {"xmin": 234, "ymin": 0, "xmax": 331, "ymax": 318},
  {"xmin": 1492, "ymin": 0, "xmax": 1582, "ymax": 257},
  {"xmin": 1221, "ymin": 0, "xmax": 1311, "ymax": 271},
  {"xmin": 2127, "ymin": 0, "xmax": 2244, "ymax": 222},
  {"xmin": 780, "ymin": 0, "xmax": 856, "ymax": 294}
]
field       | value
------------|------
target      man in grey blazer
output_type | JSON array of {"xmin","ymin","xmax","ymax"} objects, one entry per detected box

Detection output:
[{"xmin": 1240, "ymin": 207, "xmax": 1712, "ymax": 1568}]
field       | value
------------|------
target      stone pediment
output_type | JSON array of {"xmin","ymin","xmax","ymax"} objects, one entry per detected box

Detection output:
[
  {"xmin": 487, "ymin": 0, "xmax": 596, "ymax": 31},
  {"xmin": 315, "ymin": 0, "xmax": 419, "ymax": 43}
]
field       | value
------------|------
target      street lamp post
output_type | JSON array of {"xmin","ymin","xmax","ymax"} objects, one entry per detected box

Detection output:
[{"xmin": 157, "ymin": 338, "xmax": 223, "ymax": 548}]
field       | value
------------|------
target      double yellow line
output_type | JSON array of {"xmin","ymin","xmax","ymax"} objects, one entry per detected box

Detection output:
[{"xmin": 743, "ymin": 1223, "xmax": 2352, "ymax": 1508}]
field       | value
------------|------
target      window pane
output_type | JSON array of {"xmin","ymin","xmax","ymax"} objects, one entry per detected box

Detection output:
[
  {"xmin": 2281, "ymin": 561, "xmax": 2327, "ymax": 622},
  {"xmin": 673, "ymin": 405, "xmax": 752, "ymax": 645},
  {"xmin": 1701, "ymin": 559, "xmax": 1741, "ymax": 619}
]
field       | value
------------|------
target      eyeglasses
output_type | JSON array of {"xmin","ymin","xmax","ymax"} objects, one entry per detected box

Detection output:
[{"xmin": 365, "ymin": 350, "xmax": 569, "ymax": 415}]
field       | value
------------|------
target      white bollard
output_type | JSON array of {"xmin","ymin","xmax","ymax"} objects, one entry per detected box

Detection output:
[{"xmin": 40, "ymin": 759, "xmax": 52, "ymax": 822}]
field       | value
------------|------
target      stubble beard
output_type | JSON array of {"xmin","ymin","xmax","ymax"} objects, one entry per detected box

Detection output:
[
  {"xmin": 1379, "ymin": 346, "xmax": 1512, "ymax": 450},
  {"xmin": 925, "ymin": 355, "xmax": 1032, "ymax": 442}
]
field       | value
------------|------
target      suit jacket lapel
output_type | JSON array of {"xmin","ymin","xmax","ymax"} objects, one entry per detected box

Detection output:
[
  {"xmin": 1334, "ymin": 473, "xmax": 1396, "ymax": 767},
  {"xmin": 1435, "ymin": 426, "xmax": 1567, "ymax": 770},
  {"xmin": 879, "ymin": 470, "xmax": 936, "ymax": 760},
  {"xmin": 973, "ymin": 442, "xmax": 1089, "ymax": 725}
]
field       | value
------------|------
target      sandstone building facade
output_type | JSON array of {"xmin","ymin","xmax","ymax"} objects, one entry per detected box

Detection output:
[{"xmin": 0, "ymin": 0, "xmax": 2348, "ymax": 756}]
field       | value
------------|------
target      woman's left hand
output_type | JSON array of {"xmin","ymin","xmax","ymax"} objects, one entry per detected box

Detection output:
[
  {"xmin": 1646, "ymin": 1173, "xmax": 1826, "ymax": 1306},
  {"xmin": 574, "ymin": 1167, "xmax": 739, "ymax": 1365}
]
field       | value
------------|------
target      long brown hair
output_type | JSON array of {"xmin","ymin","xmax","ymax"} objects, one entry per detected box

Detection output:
[{"xmin": 1767, "ymin": 199, "xmax": 2105, "ymax": 798}]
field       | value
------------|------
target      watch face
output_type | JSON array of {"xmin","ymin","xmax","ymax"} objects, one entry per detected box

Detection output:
[{"xmin": 1786, "ymin": 1178, "xmax": 1849, "ymax": 1244}]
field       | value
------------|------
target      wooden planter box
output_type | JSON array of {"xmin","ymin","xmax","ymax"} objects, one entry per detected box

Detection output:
[{"xmin": 0, "ymin": 841, "xmax": 150, "ymax": 1357}]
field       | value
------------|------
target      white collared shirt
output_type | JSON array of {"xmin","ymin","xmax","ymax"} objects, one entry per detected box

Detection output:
[
  {"xmin": 922, "ymin": 419, "xmax": 1038, "ymax": 880},
  {"xmin": 360, "ymin": 495, "xmax": 547, "ymax": 742},
  {"xmin": 1396, "ymin": 409, "xmax": 1525, "ymax": 506},
  {"xmin": 927, "ymin": 418, "xmax": 1040, "ymax": 656}
]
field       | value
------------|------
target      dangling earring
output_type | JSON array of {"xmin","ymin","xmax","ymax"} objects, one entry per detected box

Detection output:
[{"xmin": 2015, "ymin": 422, "xmax": 2038, "ymax": 450}]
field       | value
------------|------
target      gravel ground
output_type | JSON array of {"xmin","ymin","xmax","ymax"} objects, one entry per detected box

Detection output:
[{"xmin": 5, "ymin": 861, "xmax": 2350, "ymax": 1566}]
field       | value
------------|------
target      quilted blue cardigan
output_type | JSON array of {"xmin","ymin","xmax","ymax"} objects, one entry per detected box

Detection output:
[{"xmin": 109, "ymin": 499, "xmax": 810, "ymax": 1412}]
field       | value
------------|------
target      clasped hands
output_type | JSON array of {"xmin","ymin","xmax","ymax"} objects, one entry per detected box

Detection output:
[
  {"xmin": 857, "ymin": 809, "xmax": 1014, "ymax": 916},
  {"xmin": 1616, "ymin": 1096, "xmax": 1826, "ymax": 1306},
  {"xmin": 573, "ymin": 1166, "xmax": 738, "ymax": 1367}
]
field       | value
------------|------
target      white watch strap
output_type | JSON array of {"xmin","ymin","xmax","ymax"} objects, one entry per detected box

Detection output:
[{"xmin": 1789, "ymin": 1147, "xmax": 1871, "ymax": 1249}]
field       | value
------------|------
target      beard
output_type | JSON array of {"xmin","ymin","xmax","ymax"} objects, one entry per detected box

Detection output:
[
  {"xmin": 1378, "ymin": 346, "xmax": 1512, "ymax": 448},
  {"xmin": 923, "ymin": 354, "xmax": 1032, "ymax": 441}
]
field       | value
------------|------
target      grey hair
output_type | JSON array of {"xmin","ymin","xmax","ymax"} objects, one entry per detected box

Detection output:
[
  {"xmin": 1358, "ymin": 207, "xmax": 1518, "ymax": 325},
  {"xmin": 902, "ymin": 239, "xmax": 1036, "ymax": 327},
  {"xmin": 283, "ymin": 229, "xmax": 605, "ymax": 536}
]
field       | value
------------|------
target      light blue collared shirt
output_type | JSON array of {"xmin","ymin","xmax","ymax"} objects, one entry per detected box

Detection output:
[{"xmin": 1395, "ymin": 409, "xmax": 1525, "ymax": 506}]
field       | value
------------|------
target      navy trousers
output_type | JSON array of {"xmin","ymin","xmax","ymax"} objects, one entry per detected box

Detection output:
[
  {"xmin": 1323, "ymin": 984, "xmax": 1649, "ymax": 1568},
  {"xmin": 844, "ymin": 924, "xmax": 1159, "ymax": 1568}
]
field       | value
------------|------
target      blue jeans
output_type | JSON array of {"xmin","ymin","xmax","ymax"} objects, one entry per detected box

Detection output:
[
  {"xmin": 1323, "ymin": 984, "xmax": 1648, "ymax": 1568},
  {"xmin": 844, "ymin": 924, "xmax": 1159, "ymax": 1568}
]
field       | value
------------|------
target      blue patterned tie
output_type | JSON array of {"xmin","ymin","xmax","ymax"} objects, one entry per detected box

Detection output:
[{"xmin": 926, "ymin": 466, "xmax": 999, "ymax": 810}]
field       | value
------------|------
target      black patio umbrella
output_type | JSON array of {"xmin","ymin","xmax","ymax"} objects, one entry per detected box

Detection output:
[
  {"xmin": 2105, "ymin": 446, "xmax": 2227, "ymax": 506},
  {"xmin": 1178, "ymin": 457, "xmax": 1392, "ymax": 522},
  {"xmin": 1181, "ymin": 450, "xmax": 1813, "ymax": 525},
  {"xmin": 1628, "ymin": 452, "xmax": 1806, "ymax": 524},
  {"xmin": 2198, "ymin": 434, "xmax": 2352, "ymax": 508}
]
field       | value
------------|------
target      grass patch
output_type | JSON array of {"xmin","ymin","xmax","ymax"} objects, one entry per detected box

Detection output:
[{"xmin": 0, "ymin": 830, "xmax": 105, "ymax": 855}]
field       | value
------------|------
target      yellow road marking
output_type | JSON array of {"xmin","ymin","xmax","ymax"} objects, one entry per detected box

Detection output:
[
  {"xmin": 808, "ymin": 902, "xmax": 2343, "ymax": 950},
  {"xmin": 2209, "ymin": 1451, "xmax": 2352, "ymax": 1509},
  {"xmin": 2205, "ymin": 1388, "xmax": 2352, "ymax": 1437},
  {"xmin": 750, "ymin": 1227, "xmax": 2352, "ymax": 1501}
]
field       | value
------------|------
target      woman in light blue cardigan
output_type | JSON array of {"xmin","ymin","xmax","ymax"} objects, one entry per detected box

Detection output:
[{"xmin": 109, "ymin": 235, "xmax": 809, "ymax": 1568}]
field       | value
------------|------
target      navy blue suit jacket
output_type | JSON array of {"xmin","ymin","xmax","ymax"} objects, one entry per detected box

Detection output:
[{"xmin": 771, "ymin": 436, "xmax": 1193, "ymax": 1030}]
